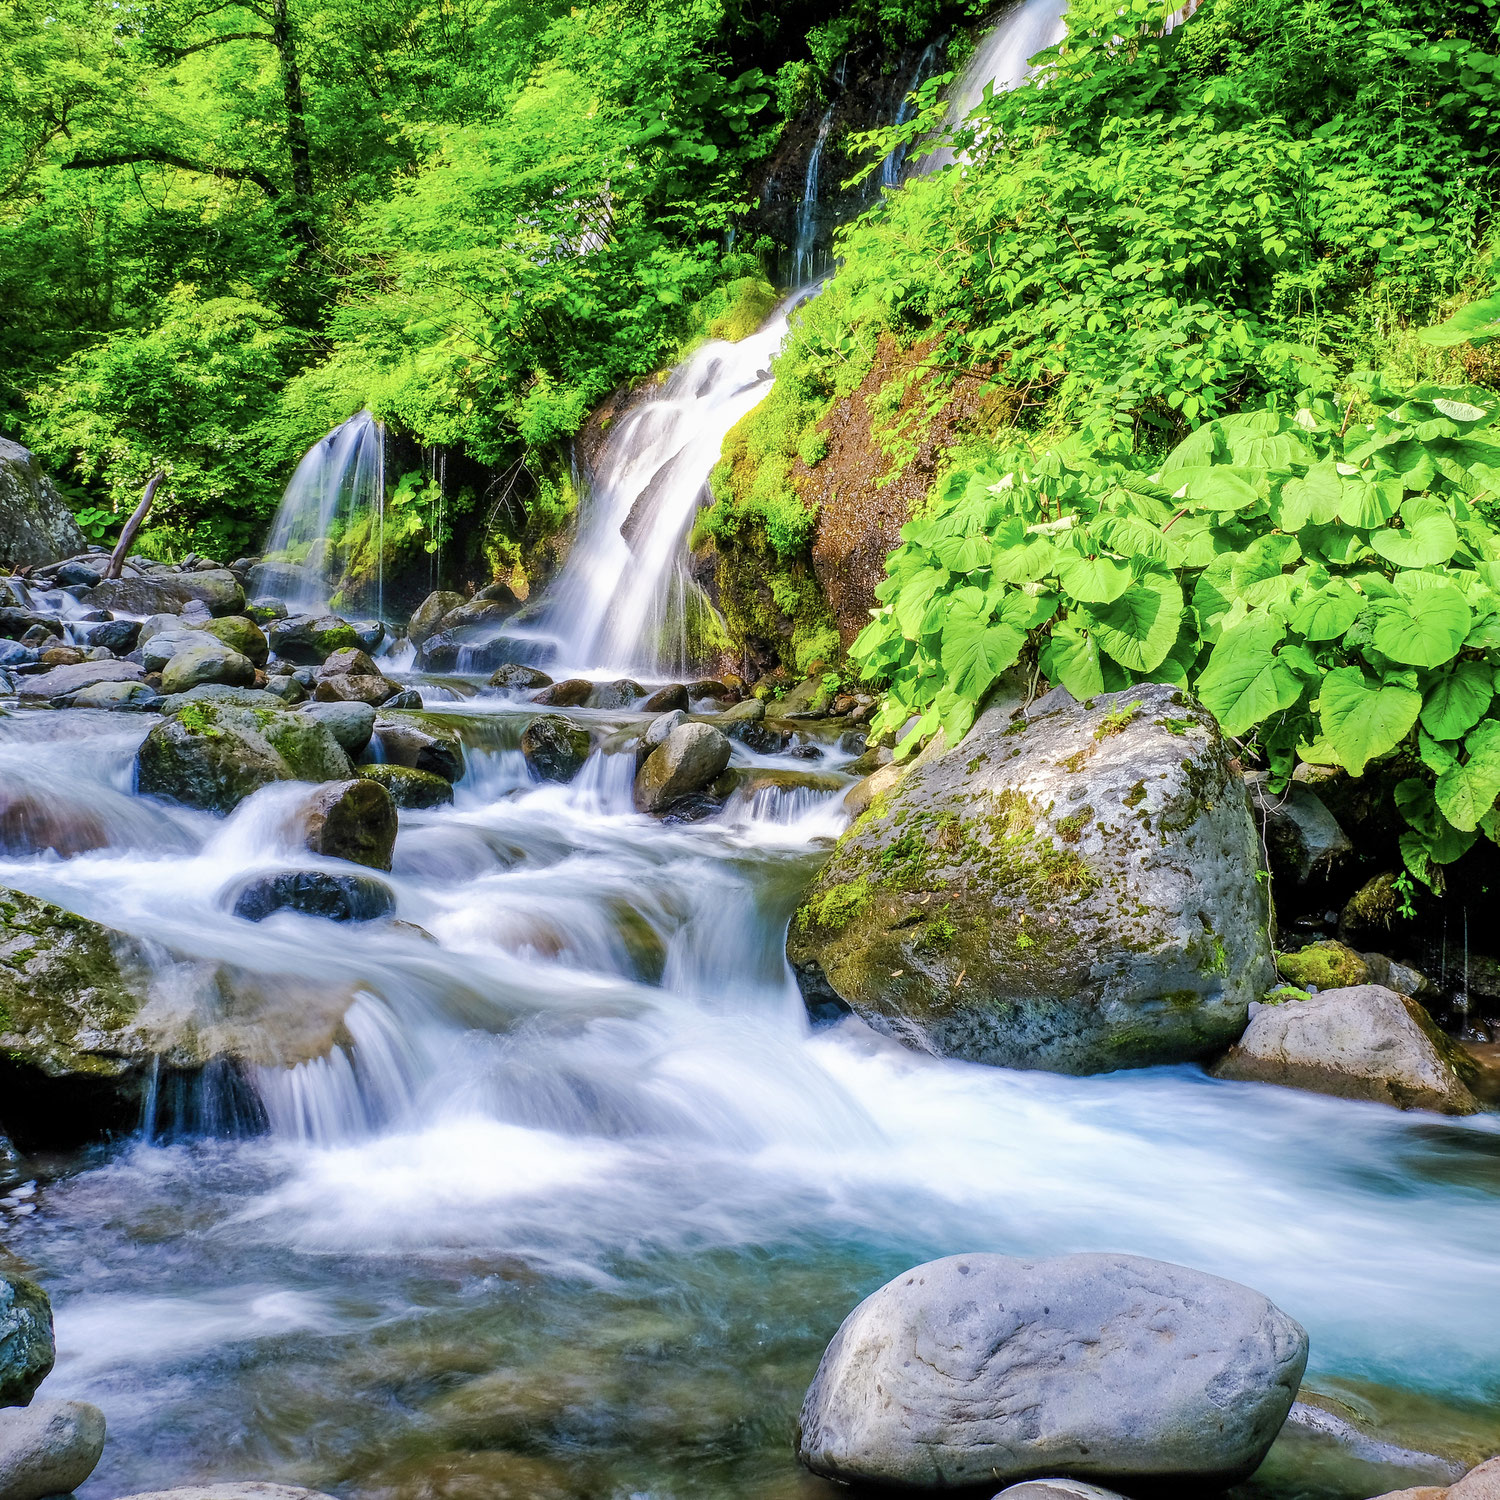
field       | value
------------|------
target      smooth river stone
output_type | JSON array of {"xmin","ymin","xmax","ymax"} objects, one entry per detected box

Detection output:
[{"xmin": 0, "ymin": 1399, "xmax": 106, "ymax": 1500}]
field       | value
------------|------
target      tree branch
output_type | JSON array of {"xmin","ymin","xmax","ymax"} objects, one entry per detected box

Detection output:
[
  {"xmin": 61, "ymin": 151, "xmax": 279, "ymax": 197},
  {"xmin": 158, "ymin": 30, "xmax": 276, "ymax": 56}
]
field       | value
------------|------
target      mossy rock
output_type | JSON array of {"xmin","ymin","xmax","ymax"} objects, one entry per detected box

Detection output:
[
  {"xmin": 1275, "ymin": 941, "xmax": 1373, "ymax": 992},
  {"xmin": 355, "ymin": 764, "xmax": 455, "ymax": 809},
  {"xmin": 199, "ymin": 614, "xmax": 269, "ymax": 667},
  {"xmin": 787, "ymin": 684, "xmax": 1275, "ymax": 1076}
]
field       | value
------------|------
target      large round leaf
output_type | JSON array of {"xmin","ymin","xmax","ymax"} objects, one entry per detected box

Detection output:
[
  {"xmin": 1197, "ymin": 614, "xmax": 1302, "ymax": 736},
  {"xmin": 1317, "ymin": 667, "xmax": 1421, "ymax": 775},
  {"xmin": 1057, "ymin": 551, "xmax": 1133, "ymax": 604},
  {"xmin": 1368, "ymin": 499, "xmax": 1459, "ymax": 569},
  {"xmin": 940, "ymin": 618, "xmax": 1025, "ymax": 700},
  {"xmin": 1079, "ymin": 565, "xmax": 1184, "ymax": 672},
  {"xmin": 1368, "ymin": 578, "xmax": 1471, "ymax": 667},
  {"xmin": 1290, "ymin": 581, "xmax": 1365, "ymax": 641},
  {"xmin": 1040, "ymin": 617, "xmax": 1105, "ymax": 700},
  {"xmin": 1419, "ymin": 660, "xmax": 1493, "ymax": 741}
]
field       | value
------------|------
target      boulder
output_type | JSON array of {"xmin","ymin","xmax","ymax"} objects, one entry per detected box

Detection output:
[
  {"xmin": 314, "ymin": 672, "xmax": 399, "ymax": 706},
  {"xmin": 298, "ymin": 779, "xmax": 396, "ymax": 870},
  {"xmin": 0, "ymin": 1276, "xmax": 53, "ymax": 1406},
  {"xmin": 588, "ymin": 678, "xmax": 645, "ymax": 709},
  {"xmin": 993, "ymin": 1485, "xmax": 1130, "ymax": 1500},
  {"xmin": 0, "ymin": 438, "xmax": 86, "ymax": 567},
  {"xmin": 1247, "ymin": 776, "xmax": 1353, "ymax": 887},
  {"xmin": 349, "ymin": 619, "xmax": 384, "ymax": 653},
  {"xmin": 115, "ymin": 1486, "xmax": 338, "ymax": 1500},
  {"xmin": 16, "ymin": 658, "xmax": 144, "ymax": 700},
  {"xmin": 171, "ymin": 568, "xmax": 245, "ymax": 616},
  {"xmin": 489, "ymin": 663, "xmax": 552, "ymax": 693},
  {"xmin": 0, "ymin": 788, "xmax": 112, "ymax": 858},
  {"xmin": 39, "ymin": 644, "xmax": 86, "ymax": 666},
  {"xmin": 687, "ymin": 678, "xmax": 737, "ymax": 702},
  {"xmin": 640, "ymin": 683, "xmax": 688, "ymax": 713},
  {"xmin": 299, "ymin": 701, "xmax": 376, "ymax": 756},
  {"xmin": 521, "ymin": 715, "xmax": 592, "ymax": 783},
  {"xmin": 370, "ymin": 717, "xmax": 464, "ymax": 782},
  {"xmin": 409, "ymin": 590, "xmax": 465, "ymax": 647},
  {"xmin": 83, "ymin": 577, "xmax": 187, "ymax": 616},
  {"xmin": 634, "ymin": 722, "xmax": 732, "ymax": 813},
  {"xmin": 137, "ymin": 703, "xmax": 352, "ymax": 814},
  {"xmin": 159, "ymin": 685, "xmax": 286, "ymax": 714},
  {"xmin": 382, "ymin": 687, "xmax": 422, "ymax": 710},
  {"xmin": 52, "ymin": 559, "xmax": 101, "ymax": 588},
  {"xmin": 474, "ymin": 580, "xmax": 519, "ymax": 607},
  {"xmin": 0, "ymin": 1399, "xmax": 106, "ymax": 1500},
  {"xmin": 318, "ymin": 646, "xmax": 381, "ymax": 679},
  {"xmin": 267, "ymin": 614, "xmax": 358, "ymax": 665},
  {"xmin": 82, "ymin": 618, "xmax": 142, "ymax": 654},
  {"xmin": 1276, "ymin": 940, "xmax": 1373, "ymax": 992},
  {"xmin": 231, "ymin": 870, "xmax": 395, "ymax": 923},
  {"xmin": 533, "ymin": 677, "xmax": 593, "ymax": 707},
  {"xmin": 437, "ymin": 598, "xmax": 512, "ymax": 634},
  {"xmin": 1214, "ymin": 985, "xmax": 1481, "ymax": 1114},
  {"xmin": 263, "ymin": 674, "xmax": 307, "ymax": 705},
  {"xmin": 58, "ymin": 679, "xmax": 158, "ymax": 711},
  {"xmin": 641, "ymin": 709, "xmax": 686, "ymax": 754},
  {"xmin": 354, "ymin": 764, "xmax": 454, "ymax": 809},
  {"xmin": 719, "ymin": 697, "xmax": 765, "ymax": 722},
  {"xmin": 159, "ymin": 640, "xmax": 255, "ymax": 695},
  {"xmin": 139, "ymin": 628, "xmax": 203, "ymax": 673},
  {"xmin": 787, "ymin": 685, "xmax": 1274, "ymax": 1075},
  {"xmin": 199, "ymin": 615, "xmax": 269, "ymax": 667},
  {"xmin": 797, "ymin": 1251, "xmax": 1308, "ymax": 1492}
]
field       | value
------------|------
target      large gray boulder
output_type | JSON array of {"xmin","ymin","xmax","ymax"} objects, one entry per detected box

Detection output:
[
  {"xmin": 797, "ymin": 1252, "xmax": 1308, "ymax": 1492},
  {"xmin": 0, "ymin": 439, "xmax": 85, "ymax": 567},
  {"xmin": 1214, "ymin": 985, "xmax": 1481, "ymax": 1114},
  {"xmin": 370, "ymin": 716, "xmax": 464, "ymax": 782},
  {"xmin": 137, "ymin": 703, "xmax": 351, "ymax": 814},
  {"xmin": 299, "ymin": 700, "xmax": 376, "ymax": 755},
  {"xmin": 409, "ymin": 589, "xmax": 465, "ymax": 648},
  {"xmin": 159, "ymin": 640, "xmax": 255, "ymax": 695},
  {"xmin": 521, "ymin": 715, "xmax": 591, "ymax": 783},
  {"xmin": 0, "ymin": 1399, "xmax": 106, "ymax": 1500},
  {"xmin": 634, "ymin": 722, "xmax": 732, "ymax": 813},
  {"xmin": 993, "ymin": 1485, "xmax": 1130, "ymax": 1500},
  {"xmin": 0, "ymin": 1276, "xmax": 53, "ymax": 1407},
  {"xmin": 788, "ymin": 684, "xmax": 1274, "ymax": 1075},
  {"xmin": 83, "ymin": 577, "xmax": 187, "ymax": 616},
  {"xmin": 16, "ymin": 658, "xmax": 144, "ymax": 701}
]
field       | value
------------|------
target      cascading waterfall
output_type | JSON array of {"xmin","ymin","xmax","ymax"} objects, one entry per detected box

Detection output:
[
  {"xmin": 881, "ymin": 40, "xmax": 944, "ymax": 187},
  {"xmin": 251, "ymin": 409, "xmax": 386, "ymax": 617},
  {"xmin": 793, "ymin": 105, "xmax": 836, "ymax": 283}
]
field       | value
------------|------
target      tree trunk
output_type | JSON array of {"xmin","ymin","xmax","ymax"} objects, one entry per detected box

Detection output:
[
  {"xmin": 105, "ymin": 472, "xmax": 165, "ymax": 580},
  {"xmin": 271, "ymin": 0, "xmax": 316, "ymax": 259}
]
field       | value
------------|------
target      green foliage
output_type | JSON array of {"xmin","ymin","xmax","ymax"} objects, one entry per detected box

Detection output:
[{"xmin": 854, "ymin": 376, "xmax": 1500, "ymax": 884}]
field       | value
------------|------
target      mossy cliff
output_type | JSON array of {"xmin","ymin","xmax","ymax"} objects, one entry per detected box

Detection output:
[{"xmin": 787, "ymin": 684, "xmax": 1276, "ymax": 1075}]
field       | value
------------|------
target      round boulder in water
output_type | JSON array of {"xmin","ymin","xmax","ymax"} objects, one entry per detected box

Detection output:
[
  {"xmin": 355, "ymin": 764, "xmax": 454, "ymax": 809},
  {"xmin": 199, "ymin": 614, "xmax": 269, "ymax": 667},
  {"xmin": 160, "ymin": 640, "xmax": 255, "ymax": 695},
  {"xmin": 588, "ymin": 678, "xmax": 645, "ymax": 710},
  {"xmin": 299, "ymin": 700, "xmax": 376, "ymax": 755},
  {"xmin": 521, "ymin": 714, "xmax": 592, "ymax": 783},
  {"xmin": 230, "ymin": 870, "xmax": 395, "ymax": 923},
  {"xmin": 641, "ymin": 683, "xmax": 688, "ymax": 713},
  {"xmin": 992, "ymin": 1484, "xmax": 1130, "ymax": 1500},
  {"xmin": 0, "ymin": 1399, "xmax": 106, "ymax": 1500},
  {"xmin": 634, "ymin": 721, "xmax": 732, "ymax": 814},
  {"xmin": 267, "ymin": 614, "xmax": 359, "ymax": 666},
  {"xmin": 371, "ymin": 716, "xmax": 464, "ymax": 781},
  {"xmin": 81, "ymin": 617, "xmax": 140, "ymax": 654},
  {"xmin": 0, "ymin": 1275, "xmax": 53, "ymax": 1407},
  {"xmin": 314, "ymin": 671, "xmax": 400, "ymax": 707},
  {"xmin": 298, "ymin": 778, "xmax": 397, "ymax": 871},
  {"xmin": 408, "ymin": 589, "xmax": 464, "ymax": 648},
  {"xmin": 797, "ymin": 1252, "xmax": 1308, "ymax": 1492},
  {"xmin": 488, "ymin": 663, "xmax": 552, "ymax": 693},
  {"xmin": 533, "ymin": 677, "xmax": 593, "ymax": 708}
]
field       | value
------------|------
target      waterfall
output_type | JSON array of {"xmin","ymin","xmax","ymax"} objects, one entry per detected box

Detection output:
[
  {"xmin": 793, "ymin": 107, "xmax": 836, "ymax": 283},
  {"xmin": 251, "ymin": 410, "xmax": 386, "ymax": 618},
  {"xmin": 881, "ymin": 41, "xmax": 944, "ymax": 187}
]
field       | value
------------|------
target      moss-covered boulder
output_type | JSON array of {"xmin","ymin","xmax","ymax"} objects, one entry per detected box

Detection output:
[
  {"xmin": 267, "ymin": 614, "xmax": 358, "ymax": 665},
  {"xmin": 370, "ymin": 714, "xmax": 465, "ymax": 782},
  {"xmin": 521, "ymin": 714, "xmax": 592, "ymax": 783},
  {"xmin": 298, "ymin": 779, "xmax": 396, "ymax": 870},
  {"xmin": 0, "ymin": 1274, "xmax": 54, "ymax": 1407},
  {"xmin": 1275, "ymin": 941, "xmax": 1374, "ymax": 992},
  {"xmin": 136, "ymin": 703, "xmax": 351, "ymax": 813},
  {"xmin": 787, "ymin": 684, "xmax": 1275, "ymax": 1075},
  {"xmin": 199, "ymin": 614, "xmax": 269, "ymax": 667},
  {"xmin": 355, "ymin": 764, "xmax": 455, "ymax": 809}
]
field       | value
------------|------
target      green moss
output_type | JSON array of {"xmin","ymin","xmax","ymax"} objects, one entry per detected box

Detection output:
[
  {"xmin": 797, "ymin": 877, "xmax": 873, "ymax": 935},
  {"xmin": 1275, "ymin": 940, "xmax": 1372, "ymax": 991},
  {"xmin": 1123, "ymin": 780, "xmax": 1147, "ymax": 809},
  {"xmin": 1094, "ymin": 699, "xmax": 1144, "ymax": 741},
  {"xmin": 177, "ymin": 702, "xmax": 223, "ymax": 739},
  {"xmin": 1061, "ymin": 748, "xmax": 1092, "ymax": 773},
  {"xmin": 1056, "ymin": 806, "xmax": 1094, "ymax": 842}
]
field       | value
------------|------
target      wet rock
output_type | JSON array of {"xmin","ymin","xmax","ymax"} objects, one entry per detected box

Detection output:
[
  {"xmin": 0, "ymin": 439, "xmax": 86, "ymax": 567},
  {"xmin": 1214, "ymin": 985, "xmax": 1481, "ymax": 1114},
  {"xmin": 231, "ymin": 870, "xmax": 395, "ymax": 923},
  {"xmin": 299, "ymin": 701, "xmax": 376, "ymax": 755},
  {"xmin": 159, "ymin": 685, "xmax": 285, "ymax": 713},
  {"xmin": 0, "ymin": 1398, "xmax": 106, "ymax": 1500},
  {"xmin": 642, "ymin": 709, "xmax": 686, "ymax": 753},
  {"xmin": 114, "ymin": 1488, "xmax": 339, "ymax": 1500},
  {"xmin": 797, "ymin": 1251, "xmax": 1307, "ymax": 1491},
  {"xmin": 1247, "ymin": 775, "xmax": 1353, "ymax": 887},
  {"xmin": 1360, "ymin": 951, "xmax": 1434, "ymax": 999},
  {"xmin": 171, "ymin": 568, "xmax": 246, "ymax": 617},
  {"xmin": 82, "ymin": 577, "xmax": 190, "ymax": 618},
  {"xmin": 267, "ymin": 614, "xmax": 358, "ymax": 665},
  {"xmin": 687, "ymin": 678, "xmax": 737, "ymax": 702},
  {"xmin": 319, "ymin": 646, "xmax": 381, "ymax": 678},
  {"xmin": 159, "ymin": 640, "xmax": 256, "ymax": 695},
  {"xmin": 383, "ymin": 688, "xmax": 422, "ymax": 710},
  {"xmin": 59, "ymin": 679, "xmax": 159, "ymax": 712},
  {"xmin": 777, "ymin": 676, "xmax": 832, "ymax": 717},
  {"xmin": 843, "ymin": 761, "xmax": 903, "ymax": 818},
  {"xmin": 1340, "ymin": 872, "xmax": 1403, "ymax": 947},
  {"xmin": 634, "ymin": 722, "xmax": 732, "ymax": 813},
  {"xmin": 371, "ymin": 716, "xmax": 464, "ymax": 782},
  {"xmin": 355, "ymin": 764, "xmax": 454, "ymax": 809},
  {"xmin": 16, "ymin": 658, "xmax": 144, "ymax": 701},
  {"xmin": 640, "ymin": 683, "xmax": 688, "ymax": 713},
  {"xmin": 0, "ymin": 788, "xmax": 112, "ymax": 857},
  {"xmin": 719, "ymin": 697, "xmax": 765, "ymax": 722},
  {"xmin": 200, "ymin": 615, "xmax": 269, "ymax": 667},
  {"xmin": 0, "ymin": 641, "xmax": 32, "ymax": 667},
  {"xmin": 0, "ymin": 1136, "xmax": 25, "ymax": 1191},
  {"xmin": 53, "ymin": 560, "xmax": 102, "ymax": 588},
  {"xmin": 1453, "ymin": 1457, "xmax": 1500, "ymax": 1497},
  {"xmin": 788, "ymin": 685, "xmax": 1274, "ymax": 1076},
  {"xmin": 409, "ymin": 590, "xmax": 465, "ymax": 647},
  {"xmin": 1365, "ymin": 1490, "xmax": 1449, "ymax": 1499},
  {"xmin": 137, "ymin": 703, "xmax": 351, "ymax": 814},
  {"xmin": 39, "ymin": 644, "xmax": 86, "ymax": 667},
  {"xmin": 522, "ymin": 714, "xmax": 592, "ymax": 783},
  {"xmin": 0, "ymin": 1275, "xmax": 53, "ymax": 1406},
  {"xmin": 588, "ymin": 678, "xmax": 645, "ymax": 709},
  {"xmin": 489, "ymin": 663, "xmax": 552, "ymax": 692},
  {"xmin": 1277, "ymin": 940, "xmax": 1374, "ymax": 991},
  {"xmin": 138, "ymin": 628, "xmax": 201, "ymax": 673},
  {"xmin": 992, "ymin": 1484, "xmax": 1130, "ymax": 1500},
  {"xmin": 533, "ymin": 677, "xmax": 593, "ymax": 707},
  {"xmin": 82, "ymin": 617, "xmax": 141, "ymax": 654},
  {"xmin": 298, "ymin": 779, "xmax": 397, "ymax": 870},
  {"xmin": 439, "ymin": 598, "xmax": 513, "ymax": 633},
  {"xmin": 263, "ymin": 674, "xmax": 307, "ymax": 705},
  {"xmin": 314, "ymin": 671, "xmax": 400, "ymax": 706},
  {"xmin": 349, "ymin": 620, "xmax": 384, "ymax": 653}
]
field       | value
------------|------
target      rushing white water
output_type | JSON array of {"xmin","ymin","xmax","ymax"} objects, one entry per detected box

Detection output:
[
  {"xmin": 881, "ymin": 41, "xmax": 945, "ymax": 187},
  {"xmin": 794, "ymin": 106, "xmax": 836, "ymax": 282},
  {"xmin": 252, "ymin": 410, "xmax": 386, "ymax": 617}
]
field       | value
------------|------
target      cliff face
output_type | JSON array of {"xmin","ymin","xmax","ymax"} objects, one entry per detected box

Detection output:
[{"xmin": 0, "ymin": 438, "xmax": 85, "ymax": 568}]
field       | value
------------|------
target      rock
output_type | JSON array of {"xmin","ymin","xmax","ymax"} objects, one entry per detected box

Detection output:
[
  {"xmin": 159, "ymin": 685, "xmax": 286, "ymax": 713},
  {"xmin": 1277, "ymin": 940, "xmax": 1374, "ymax": 991},
  {"xmin": 588, "ymin": 678, "xmax": 645, "ymax": 709},
  {"xmin": 438, "ymin": 598, "xmax": 513, "ymax": 634},
  {"xmin": 114, "ymin": 1485, "xmax": 338, "ymax": 1500},
  {"xmin": 533, "ymin": 677, "xmax": 593, "ymax": 707},
  {"xmin": 171, "ymin": 568, "xmax": 246, "ymax": 616},
  {"xmin": 58, "ymin": 680, "xmax": 159, "ymax": 711},
  {"xmin": 409, "ymin": 593, "xmax": 466, "ymax": 650},
  {"xmin": 634, "ymin": 722, "xmax": 732, "ymax": 813},
  {"xmin": 231, "ymin": 870, "xmax": 395, "ymax": 923},
  {"xmin": 843, "ymin": 761, "xmax": 903, "ymax": 818},
  {"xmin": 137, "ymin": 703, "xmax": 352, "ymax": 814},
  {"xmin": 1214, "ymin": 985, "xmax": 1481, "ymax": 1114},
  {"xmin": 474, "ymin": 580, "xmax": 520, "ymax": 607},
  {"xmin": 16, "ymin": 658, "xmax": 144, "ymax": 700},
  {"xmin": 53, "ymin": 560, "xmax": 102, "ymax": 587},
  {"xmin": 349, "ymin": 619, "xmax": 384, "ymax": 653},
  {"xmin": 788, "ymin": 685, "xmax": 1274, "ymax": 1076},
  {"xmin": 0, "ymin": 1399, "xmax": 106, "ymax": 1499},
  {"xmin": 521, "ymin": 715, "xmax": 592, "ymax": 783},
  {"xmin": 992, "ymin": 1484, "xmax": 1131, "ymax": 1500},
  {"xmin": 1453, "ymin": 1458, "xmax": 1500, "ymax": 1498},
  {"xmin": 370, "ymin": 717, "xmax": 464, "ymax": 782},
  {"xmin": 314, "ymin": 672, "xmax": 400, "ymax": 706},
  {"xmin": 299, "ymin": 701, "xmax": 376, "ymax": 755},
  {"xmin": 0, "ymin": 1136, "xmax": 24, "ymax": 1191},
  {"xmin": 39, "ymin": 644, "xmax": 86, "ymax": 667},
  {"xmin": 1247, "ymin": 776, "xmax": 1353, "ymax": 886},
  {"xmin": 0, "ymin": 640, "xmax": 32, "ymax": 667},
  {"xmin": 382, "ymin": 688, "xmax": 422, "ymax": 710},
  {"xmin": 139, "ymin": 628, "xmax": 203, "ymax": 673},
  {"xmin": 0, "ymin": 439, "xmax": 86, "ymax": 567},
  {"xmin": 267, "ymin": 614, "xmax": 358, "ymax": 665},
  {"xmin": 82, "ymin": 577, "xmax": 186, "ymax": 616},
  {"xmin": 797, "ymin": 1251, "xmax": 1308, "ymax": 1492},
  {"xmin": 1360, "ymin": 951, "xmax": 1434, "ymax": 999},
  {"xmin": 138, "ymin": 611, "xmax": 186, "ymax": 644},
  {"xmin": 1363, "ymin": 1489, "xmax": 1448, "ymax": 1500},
  {"xmin": 82, "ymin": 617, "xmax": 142, "ymax": 653},
  {"xmin": 263, "ymin": 674, "xmax": 307, "ymax": 705},
  {"xmin": 298, "ymin": 779, "xmax": 396, "ymax": 869},
  {"xmin": 0, "ymin": 787, "xmax": 114, "ymax": 857},
  {"xmin": 159, "ymin": 640, "xmax": 255, "ymax": 695},
  {"xmin": 640, "ymin": 683, "xmax": 688, "ymax": 713},
  {"xmin": 199, "ymin": 615, "xmax": 269, "ymax": 666},
  {"xmin": 0, "ymin": 1276, "xmax": 53, "ymax": 1407},
  {"xmin": 642, "ymin": 709, "xmax": 687, "ymax": 753},
  {"xmin": 687, "ymin": 678, "xmax": 737, "ymax": 702},
  {"xmin": 1340, "ymin": 872, "xmax": 1403, "ymax": 947},
  {"xmin": 489, "ymin": 663, "xmax": 552, "ymax": 692},
  {"xmin": 719, "ymin": 696, "xmax": 765, "ymax": 722},
  {"xmin": 354, "ymin": 764, "xmax": 454, "ymax": 809},
  {"xmin": 319, "ymin": 646, "xmax": 381, "ymax": 679}
]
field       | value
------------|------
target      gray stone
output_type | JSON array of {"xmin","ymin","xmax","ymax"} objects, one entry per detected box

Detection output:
[
  {"xmin": 318, "ymin": 646, "xmax": 381, "ymax": 679},
  {"xmin": 313, "ymin": 671, "xmax": 399, "ymax": 707},
  {"xmin": 299, "ymin": 701, "xmax": 376, "ymax": 755},
  {"xmin": 634, "ymin": 722, "xmax": 732, "ymax": 813},
  {"xmin": 159, "ymin": 641, "xmax": 255, "ymax": 695},
  {"xmin": 797, "ymin": 1251, "xmax": 1308, "ymax": 1491},
  {"xmin": 641, "ymin": 683, "xmax": 688, "ymax": 713},
  {"xmin": 231, "ymin": 870, "xmax": 395, "ymax": 923},
  {"xmin": 298, "ymin": 779, "xmax": 396, "ymax": 870},
  {"xmin": 371, "ymin": 716, "xmax": 464, "ymax": 781},
  {"xmin": 82, "ymin": 577, "xmax": 188, "ymax": 617},
  {"xmin": 642, "ymin": 709, "xmax": 687, "ymax": 753},
  {"xmin": 588, "ymin": 678, "xmax": 645, "ymax": 709},
  {"xmin": 354, "ymin": 764, "xmax": 454, "ymax": 809},
  {"xmin": 488, "ymin": 663, "xmax": 552, "ymax": 693},
  {"xmin": 382, "ymin": 688, "xmax": 422, "ymax": 710},
  {"xmin": 533, "ymin": 677, "xmax": 593, "ymax": 707},
  {"xmin": 1248, "ymin": 775, "xmax": 1353, "ymax": 886},
  {"xmin": 16, "ymin": 658, "xmax": 144, "ymax": 700},
  {"xmin": 0, "ymin": 1276, "xmax": 53, "ymax": 1407},
  {"xmin": 0, "ymin": 1399, "xmax": 106, "ymax": 1499},
  {"xmin": 198, "ymin": 615, "xmax": 268, "ymax": 666},
  {"xmin": 1214, "ymin": 984, "xmax": 1481, "ymax": 1114},
  {"xmin": 0, "ymin": 439, "xmax": 85, "ymax": 568},
  {"xmin": 159, "ymin": 685, "xmax": 285, "ymax": 714},
  {"xmin": 138, "ymin": 612, "xmax": 185, "ymax": 644},
  {"xmin": 788, "ymin": 685, "xmax": 1275, "ymax": 1076},
  {"xmin": 59, "ymin": 680, "xmax": 159, "ymax": 711},
  {"xmin": 171, "ymin": 568, "xmax": 246, "ymax": 617},
  {"xmin": 992, "ymin": 1484, "xmax": 1130, "ymax": 1500},
  {"xmin": 409, "ymin": 591, "xmax": 465, "ymax": 648},
  {"xmin": 82, "ymin": 618, "xmax": 141, "ymax": 654},
  {"xmin": 521, "ymin": 714, "xmax": 592, "ymax": 783},
  {"xmin": 139, "ymin": 629, "xmax": 203, "ymax": 673},
  {"xmin": 719, "ymin": 696, "xmax": 765, "ymax": 722},
  {"xmin": 115, "ymin": 1486, "xmax": 338, "ymax": 1500},
  {"xmin": 263, "ymin": 674, "xmax": 307, "ymax": 705},
  {"xmin": 267, "ymin": 615, "xmax": 358, "ymax": 665}
]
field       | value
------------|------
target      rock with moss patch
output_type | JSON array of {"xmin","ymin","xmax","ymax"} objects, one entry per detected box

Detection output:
[
  {"xmin": 136, "ymin": 703, "xmax": 351, "ymax": 814},
  {"xmin": 159, "ymin": 640, "xmax": 255, "ymax": 695},
  {"xmin": 533, "ymin": 678, "xmax": 593, "ymax": 708},
  {"xmin": 198, "ymin": 615, "xmax": 268, "ymax": 667},
  {"xmin": 0, "ymin": 1275, "xmax": 54, "ymax": 1407},
  {"xmin": 267, "ymin": 614, "xmax": 358, "ymax": 665},
  {"xmin": 370, "ymin": 715, "xmax": 464, "ymax": 781},
  {"xmin": 1213, "ymin": 984, "xmax": 1480, "ymax": 1114},
  {"xmin": 488, "ymin": 663, "xmax": 552, "ymax": 693},
  {"xmin": 297, "ymin": 779, "xmax": 396, "ymax": 870},
  {"xmin": 787, "ymin": 684, "xmax": 1274, "ymax": 1076},
  {"xmin": 1276, "ymin": 941, "xmax": 1374, "ymax": 992},
  {"xmin": 521, "ymin": 715, "xmax": 592, "ymax": 783},
  {"xmin": 408, "ymin": 590, "xmax": 465, "ymax": 648},
  {"xmin": 355, "ymin": 764, "xmax": 454, "ymax": 809}
]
